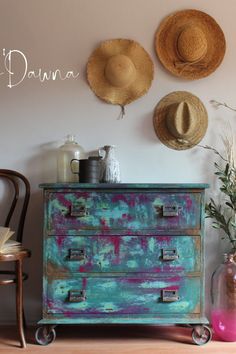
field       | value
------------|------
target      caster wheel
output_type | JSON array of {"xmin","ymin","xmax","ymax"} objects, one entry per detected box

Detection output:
[
  {"xmin": 192, "ymin": 325, "xmax": 212, "ymax": 345},
  {"xmin": 35, "ymin": 326, "xmax": 56, "ymax": 346}
]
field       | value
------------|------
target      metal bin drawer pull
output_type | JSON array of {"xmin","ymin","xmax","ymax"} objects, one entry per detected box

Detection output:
[
  {"xmin": 68, "ymin": 248, "xmax": 86, "ymax": 261},
  {"xmin": 161, "ymin": 290, "xmax": 179, "ymax": 302},
  {"xmin": 162, "ymin": 249, "xmax": 179, "ymax": 261},
  {"xmin": 68, "ymin": 290, "xmax": 86, "ymax": 302},
  {"xmin": 70, "ymin": 205, "xmax": 88, "ymax": 217},
  {"xmin": 162, "ymin": 205, "xmax": 179, "ymax": 217}
]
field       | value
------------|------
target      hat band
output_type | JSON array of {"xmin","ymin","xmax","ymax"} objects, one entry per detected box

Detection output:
[{"xmin": 174, "ymin": 58, "xmax": 207, "ymax": 73}]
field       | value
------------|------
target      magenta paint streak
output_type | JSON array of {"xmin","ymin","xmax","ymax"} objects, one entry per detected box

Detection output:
[
  {"xmin": 111, "ymin": 194, "xmax": 128, "ymax": 204},
  {"xmin": 116, "ymin": 306, "xmax": 148, "ymax": 314},
  {"xmin": 129, "ymin": 195, "xmax": 136, "ymax": 208},
  {"xmin": 186, "ymin": 197, "xmax": 193, "ymax": 210},
  {"xmin": 140, "ymin": 237, "xmax": 148, "ymax": 250},
  {"xmin": 138, "ymin": 194, "xmax": 150, "ymax": 203},
  {"xmin": 82, "ymin": 278, "xmax": 87, "ymax": 290},
  {"xmin": 82, "ymin": 278, "xmax": 87, "ymax": 288},
  {"xmin": 100, "ymin": 218, "xmax": 111, "ymax": 232},
  {"xmin": 163, "ymin": 285, "xmax": 180, "ymax": 291},
  {"xmin": 122, "ymin": 278, "xmax": 143, "ymax": 284},
  {"xmin": 122, "ymin": 213, "xmax": 133, "ymax": 221},
  {"xmin": 168, "ymin": 276, "xmax": 181, "ymax": 282},
  {"xmin": 79, "ymin": 260, "xmax": 93, "ymax": 272},
  {"xmin": 162, "ymin": 266, "xmax": 184, "ymax": 273},
  {"xmin": 109, "ymin": 236, "xmax": 120, "ymax": 256},
  {"xmin": 157, "ymin": 236, "xmax": 171, "ymax": 243},
  {"xmin": 79, "ymin": 266, "xmax": 86, "ymax": 272},
  {"xmin": 122, "ymin": 276, "xmax": 182, "ymax": 285},
  {"xmin": 57, "ymin": 309, "xmax": 104, "ymax": 315},
  {"xmin": 111, "ymin": 193, "xmax": 137, "ymax": 207},
  {"xmin": 47, "ymin": 299, "xmax": 58, "ymax": 310},
  {"xmin": 56, "ymin": 236, "xmax": 65, "ymax": 248},
  {"xmin": 151, "ymin": 267, "xmax": 162, "ymax": 273}
]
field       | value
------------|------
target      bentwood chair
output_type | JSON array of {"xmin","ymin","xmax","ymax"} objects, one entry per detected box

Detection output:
[{"xmin": 0, "ymin": 169, "xmax": 31, "ymax": 348}]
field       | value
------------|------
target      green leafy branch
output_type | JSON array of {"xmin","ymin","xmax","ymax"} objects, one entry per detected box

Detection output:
[{"xmin": 204, "ymin": 151, "xmax": 236, "ymax": 250}]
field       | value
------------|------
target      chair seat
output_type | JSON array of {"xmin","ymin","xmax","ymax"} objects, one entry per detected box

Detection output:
[
  {"xmin": 0, "ymin": 249, "xmax": 31, "ymax": 262},
  {"xmin": 0, "ymin": 249, "xmax": 31, "ymax": 285},
  {"xmin": 0, "ymin": 270, "xmax": 29, "ymax": 285}
]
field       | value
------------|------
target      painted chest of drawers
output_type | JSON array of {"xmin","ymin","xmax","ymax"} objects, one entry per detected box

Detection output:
[{"xmin": 36, "ymin": 183, "xmax": 211, "ymax": 345}]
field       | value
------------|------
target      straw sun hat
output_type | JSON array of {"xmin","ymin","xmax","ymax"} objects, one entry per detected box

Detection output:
[
  {"xmin": 155, "ymin": 9, "xmax": 226, "ymax": 80},
  {"xmin": 153, "ymin": 91, "xmax": 208, "ymax": 150},
  {"xmin": 87, "ymin": 39, "xmax": 154, "ymax": 113}
]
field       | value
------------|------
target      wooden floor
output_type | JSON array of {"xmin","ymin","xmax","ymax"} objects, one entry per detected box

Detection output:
[{"xmin": 0, "ymin": 325, "xmax": 235, "ymax": 353}]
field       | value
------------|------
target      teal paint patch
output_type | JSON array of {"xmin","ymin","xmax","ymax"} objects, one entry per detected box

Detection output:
[
  {"xmin": 46, "ymin": 277, "xmax": 200, "ymax": 315},
  {"xmin": 126, "ymin": 260, "xmax": 138, "ymax": 268},
  {"xmin": 46, "ymin": 235, "xmax": 200, "ymax": 274},
  {"xmin": 148, "ymin": 238, "xmax": 155, "ymax": 253}
]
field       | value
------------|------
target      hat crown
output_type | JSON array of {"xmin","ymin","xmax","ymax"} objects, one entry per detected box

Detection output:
[
  {"xmin": 166, "ymin": 101, "xmax": 197, "ymax": 139},
  {"xmin": 177, "ymin": 26, "xmax": 208, "ymax": 62},
  {"xmin": 105, "ymin": 54, "xmax": 136, "ymax": 88}
]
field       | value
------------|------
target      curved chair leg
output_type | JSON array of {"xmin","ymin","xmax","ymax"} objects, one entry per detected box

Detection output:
[
  {"xmin": 23, "ymin": 308, "xmax": 27, "ymax": 330},
  {"xmin": 16, "ymin": 260, "xmax": 26, "ymax": 348}
]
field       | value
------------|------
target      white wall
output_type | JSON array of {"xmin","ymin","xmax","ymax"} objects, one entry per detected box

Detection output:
[{"xmin": 0, "ymin": 0, "xmax": 235, "ymax": 324}]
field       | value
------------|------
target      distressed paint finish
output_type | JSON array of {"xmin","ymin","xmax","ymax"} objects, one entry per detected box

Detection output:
[
  {"xmin": 46, "ymin": 235, "xmax": 200, "ymax": 274},
  {"xmin": 39, "ymin": 183, "xmax": 209, "ymax": 327},
  {"xmin": 46, "ymin": 191, "xmax": 201, "ymax": 236},
  {"xmin": 39, "ymin": 315, "xmax": 209, "ymax": 325},
  {"xmin": 46, "ymin": 276, "xmax": 200, "ymax": 315}
]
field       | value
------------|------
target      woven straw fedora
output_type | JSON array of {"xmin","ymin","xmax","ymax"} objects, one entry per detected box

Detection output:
[
  {"xmin": 153, "ymin": 91, "xmax": 208, "ymax": 150},
  {"xmin": 155, "ymin": 9, "xmax": 226, "ymax": 80},
  {"xmin": 87, "ymin": 39, "xmax": 154, "ymax": 108}
]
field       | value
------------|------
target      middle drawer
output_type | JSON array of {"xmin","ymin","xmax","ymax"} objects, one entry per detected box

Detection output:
[{"xmin": 46, "ymin": 235, "xmax": 200, "ymax": 274}]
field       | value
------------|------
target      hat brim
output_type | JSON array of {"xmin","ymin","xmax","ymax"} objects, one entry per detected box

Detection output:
[
  {"xmin": 87, "ymin": 39, "xmax": 154, "ymax": 105},
  {"xmin": 153, "ymin": 91, "xmax": 208, "ymax": 150},
  {"xmin": 155, "ymin": 9, "xmax": 226, "ymax": 80}
]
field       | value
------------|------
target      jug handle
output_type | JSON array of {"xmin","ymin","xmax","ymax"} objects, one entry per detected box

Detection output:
[
  {"xmin": 98, "ymin": 148, "xmax": 105, "ymax": 159},
  {"xmin": 70, "ymin": 159, "xmax": 80, "ymax": 174}
]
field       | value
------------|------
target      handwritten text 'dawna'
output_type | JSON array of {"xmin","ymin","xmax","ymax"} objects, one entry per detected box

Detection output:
[{"xmin": 0, "ymin": 49, "xmax": 80, "ymax": 88}]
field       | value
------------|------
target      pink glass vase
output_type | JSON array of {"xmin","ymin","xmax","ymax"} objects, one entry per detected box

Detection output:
[{"xmin": 211, "ymin": 252, "xmax": 236, "ymax": 341}]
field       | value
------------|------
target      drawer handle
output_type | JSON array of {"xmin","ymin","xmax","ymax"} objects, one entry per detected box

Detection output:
[
  {"xmin": 162, "ymin": 205, "xmax": 179, "ymax": 217},
  {"xmin": 68, "ymin": 248, "xmax": 86, "ymax": 261},
  {"xmin": 162, "ymin": 249, "xmax": 179, "ymax": 261},
  {"xmin": 161, "ymin": 290, "xmax": 180, "ymax": 302},
  {"xmin": 68, "ymin": 290, "xmax": 86, "ymax": 302},
  {"xmin": 70, "ymin": 205, "xmax": 88, "ymax": 217}
]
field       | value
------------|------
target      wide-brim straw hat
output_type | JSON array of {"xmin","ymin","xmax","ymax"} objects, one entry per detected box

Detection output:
[
  {"xmin": 153, "ymin": 91, "xmax": 208, "ymax": 150},
  {"xmin": 87, "ymin": 39, "xmax": 154, "ymax": 107},
  {"xmin": 155, "ymin": 9, "xmax": 226, "ymax": 80}
]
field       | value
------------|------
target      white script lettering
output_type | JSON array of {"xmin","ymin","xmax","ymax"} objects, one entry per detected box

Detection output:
[{"xmin": 1, "ymin": 49, "xmax": 80, "ymax": 88}]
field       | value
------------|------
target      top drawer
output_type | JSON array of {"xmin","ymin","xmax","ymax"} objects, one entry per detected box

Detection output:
[{"xmin": 45, "ymin": 191, "xmax": 202, "ymax": 235}]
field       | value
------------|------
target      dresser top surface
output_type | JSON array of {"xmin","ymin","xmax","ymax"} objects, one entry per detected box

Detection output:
[{"xmin": 39, "ymin": 183, "xmax": 209, "ymax": 190}]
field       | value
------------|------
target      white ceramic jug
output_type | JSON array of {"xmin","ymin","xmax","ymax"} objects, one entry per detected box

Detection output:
[{"xmin": 99, "ymin": 145, "xmax": 121, "ymax": 183}]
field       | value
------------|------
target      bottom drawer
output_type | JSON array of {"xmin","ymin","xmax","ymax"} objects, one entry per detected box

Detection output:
[{"xmin": 46, "ymin": 276, "xmax": 200, "ymax": 315}]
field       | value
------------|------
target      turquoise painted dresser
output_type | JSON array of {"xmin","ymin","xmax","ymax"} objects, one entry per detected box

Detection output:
[{"xmin": 35, "ymin": 183, "xmax": 212, "ymax": 345}]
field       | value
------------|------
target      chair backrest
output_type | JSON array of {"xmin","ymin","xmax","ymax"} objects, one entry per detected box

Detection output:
[{"xmin": 0, "ymin": 169, "xmax": 30, "ymax": 243}]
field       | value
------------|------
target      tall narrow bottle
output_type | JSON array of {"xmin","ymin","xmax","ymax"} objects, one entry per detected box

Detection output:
[{"xmin": 57, "ymin": 135, "xmax": 85, "ymax": 182}]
